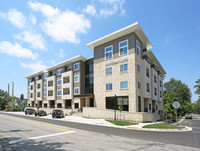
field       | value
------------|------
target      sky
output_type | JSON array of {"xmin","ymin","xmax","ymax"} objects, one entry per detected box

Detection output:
[{"xmin": 0, "ymin": 0, "xmax": 199, "ymax": 101}]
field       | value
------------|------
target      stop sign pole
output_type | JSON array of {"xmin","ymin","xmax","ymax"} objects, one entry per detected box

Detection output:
[{"xmin": 173, "ymin": 101, "xmax": 180, "ymax": 124}]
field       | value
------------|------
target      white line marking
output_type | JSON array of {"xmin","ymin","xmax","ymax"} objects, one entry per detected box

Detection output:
[{"xmin": 9, "ymin": 131, "xmax": 75, "ymax": 144}]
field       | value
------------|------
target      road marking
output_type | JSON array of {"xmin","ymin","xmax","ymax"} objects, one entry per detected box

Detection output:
[
  {"xmin": 0, "ymin": 114, "xmax": 71, "ymax": 132},
  {"xmin": 9, "ymin": 131, "xmax": 75, "ymax": 144}
]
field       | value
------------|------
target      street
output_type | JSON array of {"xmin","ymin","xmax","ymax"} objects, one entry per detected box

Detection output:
[{"xmin": 0, "ymin": 112, "xmax": 200, "ymax": 151}]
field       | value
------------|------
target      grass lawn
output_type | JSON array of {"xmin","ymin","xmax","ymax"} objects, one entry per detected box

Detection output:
[
  {"xmin": 143, "ymin": 124, "xmax": 185, "ymax": 129},
  {"xmin": 106, "ymin": 120, "xmax": 138, "ymax": 126}
]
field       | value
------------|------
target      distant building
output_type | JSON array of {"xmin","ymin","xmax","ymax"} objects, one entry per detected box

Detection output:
[{"xmin": 25, "ymin": 22, "xmax": 166, "ymax": 122}]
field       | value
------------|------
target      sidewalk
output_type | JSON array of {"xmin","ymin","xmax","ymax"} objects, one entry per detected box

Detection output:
[{"xmin": 2, "ymin": 111, "xmax": 192, "ymax": 132}]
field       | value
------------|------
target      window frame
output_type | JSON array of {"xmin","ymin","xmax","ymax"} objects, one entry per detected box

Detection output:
[
  {"xmin": 137, "ymin": 64, "xmax": 141, "ymax": 72},
  {"xmin": 74, "ymin": 63, "xmax": 79, "ymax": 71},
  {"xmin": 106, "ymin": 67, "xmax": 112, "ymax": 75},
  {"xmin": 57, "ymin": 90, "xmax": 61, "ymax": 96},
  {"xmin": 136, "ymin": 40, "xmax": 141, "ymax": 57},
  {"xmin": 137, "ymin": 81, "xmax": 141, "ymax": 89},
  {"xmin": 57, "ymin": 80, "xmax": 61, "ymax": 86},
  {"xmin": 105, "ymin": 45, "xmax": 113, "ymax": 60},
  {"xmin": 44, "ymin": 83, "xmax": 47, "ymax": 88},
  {"xmin": 106, "ymin": 83, "xmax": 113, "ymax": 91},
  {"xmin": 74, "ymin": 87, "xmax": 79, "ymax": 94},
  {"xmin": 74, "ymin": 75, "xmax": 79, "ymax": 83},
  {"xmin": 119, "ymin": 39, "xmax": 128, "ymax": 56},
  {"xmin": 120, "ymin": 81, "xmax": 128, "ymax": 89},
  {"xmin": 56, "ymin": 68, "xmax": 62, "ymax": 76},
  {"xmin": 120, "ymin": 63, "xmax": 128, "ymax": 73}
]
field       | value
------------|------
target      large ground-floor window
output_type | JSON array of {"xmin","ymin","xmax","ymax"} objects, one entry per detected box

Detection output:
[
  {"xmin": 106, "ymin": 96, "xmax": 129, "ymax": 111},
  {"xmin": 65, "ymin": 100, "xmax": 72, "ymax": 109}
]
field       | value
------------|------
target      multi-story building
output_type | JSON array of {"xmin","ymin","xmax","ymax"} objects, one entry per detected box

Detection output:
[
  {"xmin": 26, "ymin": 56, "xmax": 94, "ymax": 115},
  {"xmin": 25, "ymin": 22, "xmax": 166, "ymax": 122}
]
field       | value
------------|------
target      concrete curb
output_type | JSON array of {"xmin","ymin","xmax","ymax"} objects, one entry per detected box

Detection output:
[{"xmin": 1, "ymin": 111, "xmax": 193, "ymax": 132}]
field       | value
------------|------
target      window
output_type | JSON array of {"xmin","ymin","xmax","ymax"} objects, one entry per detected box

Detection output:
[
  {"xmin": 136, "ymin": 40, "xmax": 141, "ymax": 57},
  {"xmin": 105, "ymin": 45, "xmax": 113, "ymax": 60},
  {"xmin": 146, "ymin": 68, "xmax": 150, "ymax": 77},
  {"xmin": 75, "ymin": 103, "xmax": 79, "ymax": 109},
  {"xmin": 63, "ymin": 88, "xmax": 70, "ymax": 95},
  {"xmin": 37, "ymin": 92, "xmax": 40, "ymax": 97},
  {"xmin": 119, "ymin": 40, "xmax": 128, "ymax": 56},
  {"xmin": 30, "ymin": 93, "xmax": 33, "ymax": 98},
  {"xmin": 44, "ymin": 83, "xmax": 47, "ymax": 88},
  {"xmin": 57, "ymin": 103, "xmax": 62, "ymax": 108},
  {"xmin": 138, "ymin": 81, "xmax": 141, "ymax": 89},
  {"xmin": 48, "ymin": 90, "xmax": 53, "ymax": 96},
  {"xmin": 138, "ymin": 96, "xmax": 141, "ymax": 112},
  {"xmin": 154, "ymin": 75, "xmax": 157, "ymax": 83},
  {"xmin": 137, "ymin": 64, "xmax": 140, "ymax": 72},
  {"xmin": 37, "ymin": 83, "xmax": 41, "ymax": 89},
  {"xmin": 74, "ymin": 87, "xmax": 79, "ymax": 94},
  {"xmin": 63, "ymin": 76, "xmax": 70, "ymax": 84},
  {"xmin": 44, "ymin": 103, "xmax": 47, "ymax": 108},
  {"xmin": 120, "ymin": 81, "xmax": 128, "ymax": 89},
  {"xmin": 146, "ymin": 83, "xmax": 150, "ymax": 92},
  {"xmin": 156, "ymin": 104, "xmax": 158, "ymax": 110},
  {"xmin": 160, "ymin": 80, "xmax": 162, "ymax": 87},
  {"xmin": 120, "ymin": 64, "xmax": 128, "ymax": 72},
  {"xmin": 106, "ymin": 67, "xmax": 112, "ymax": 75},
  {"xmin": 44, "ymin": 73, "xmax": 47, "ymax": 79},
  {"xmin": 74, "ymin": 75, "xmax": 79, "ymax": 83},
  {"xmin": 30, "ymin": 85, "xmax": 33, "ymax": 90},
  {"xmin": 74, "ymin": 63, "xmax": 79, "ymax": 71},
  {"xmin": 149, "ymin": 104, "xmax": 151, "ymax": 110},
  {"xmin": 65, "ymin": 100, "xmax": 72, "ymax": 109},
  {"xmin": 106, "ymin": 83, "xmax": 112, "ymax": 91},
  {"xmin": 154, "ymin": 87, "xmax": 157, "ymax": 96},
  {"xmin": 57, "ymin": 68, "xmax": 62, "ymax": 76},
  {"xmin": 48, "ymin": 80, "xmax": 53, "ymax": 87},
  {"xmin": 44, "ymin": 92, "xmax": 47, "ymax": 97},
  {"xmin": 160, "ymin": 91, "xmax": 162, "ymax": 97},
  {"xmin": 57, "ymin": 80, "xmax": 61, "ymax": 86},
  {"xmin": 57, "ymin": 90, "xmax": 61, "ymax": 96}
]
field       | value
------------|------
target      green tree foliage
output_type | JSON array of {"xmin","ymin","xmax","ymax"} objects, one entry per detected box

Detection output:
[
  {"xmin": 0, "ymin": 89, "xmax": 8, "ymax": 110},
  {"xmin": 20, "ymin": 93, "xmax": 24, "ymax": 100},
  {"xmin": 194, "ymin": 78, "xmax": 200, "ymax": 96},
  {"xmin": 163, "ymin": 78, "xmax": 192, "ymax": 117}
]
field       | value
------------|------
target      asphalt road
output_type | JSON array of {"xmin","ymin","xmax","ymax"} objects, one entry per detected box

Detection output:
[{"xmin": 0, "ymin": 112, "xmax": 200, "ymax": 151}]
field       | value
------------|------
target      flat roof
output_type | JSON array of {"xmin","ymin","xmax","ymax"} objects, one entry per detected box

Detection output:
[
  {"xmin": 25, "ymin": 55, "xmax": 87, "ymax": 79},
  {"xmin": 143, "ymin": 51, "xmax": 166, "ymax": 75},
  {"xmin": 87, "ymin": 22, "xmax": 153, "ymax": 50}
]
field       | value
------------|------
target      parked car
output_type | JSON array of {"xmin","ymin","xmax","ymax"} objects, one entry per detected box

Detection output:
[
  {"xmin": 25, "ymin": 108, "xmax": 35, "ymax": 115},
  {"xmin": 35, "ymin": 110, "xmax": 47, "ymax": 116},
  {"xmin": 185, "ymin": 114, "xmax": 192, "ymax": 119},
  {"xmin": 52, "ymin": 110, "xmax": 64, "ymax": 118}
]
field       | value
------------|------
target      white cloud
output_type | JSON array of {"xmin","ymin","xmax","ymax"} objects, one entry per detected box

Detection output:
[
  {"xmin": 99, "ymin": 0, "xmax": 126, "ymax": 17},
  {"xmin": 0, "ymin": 41, "xmax": 38, "ymax": 60},
  {"xmin": 83, "ymin": 4, "xmax": 97, "ymax": 16},
  {"xmin": 28, "ymin": 2, "xmax": 91, "ymax": 44},
  {"xmin": 15, "ymin": 30, "xmax": 46, "ymax": 50},
  {"xmin": 0, "ymin": 9, "xmax": 26, "ymax": 29},
  {"xmin": 29, "ymin": 14, "xmax": 37, "ymax": 25},
  {"xmin": 21, "ymin": 61, "xmax": 46, "ymax": 72},
  {"xmin": 59, "ymin": 49, "xmax": 64, "ymax": 58}
]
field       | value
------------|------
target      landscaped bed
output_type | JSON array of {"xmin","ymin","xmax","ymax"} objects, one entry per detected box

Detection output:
[
  {"xmin": 106, "ymin": 120, "xmax": 138, "ymax": 126},
  {"xmin": 143, "ymin": 123, "xmax": 185, "ymax": 129}
]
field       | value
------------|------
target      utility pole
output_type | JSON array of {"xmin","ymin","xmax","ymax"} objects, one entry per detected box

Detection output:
[
  {"xmin": 12, "ymin": 82, "xmax": 14, "ymax": 111},
  {"xmin": 8, "ymin": 84, "xmax": 10, "ymax": 109}
]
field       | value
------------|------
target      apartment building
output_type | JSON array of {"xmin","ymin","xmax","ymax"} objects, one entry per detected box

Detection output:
[
  {"xmin": 26, "ymin": 56, "xmax": 94, "ymax": 115},
  {"xmin": 26, "ymin": 22, "xmax": 166, "ymax": 122}
]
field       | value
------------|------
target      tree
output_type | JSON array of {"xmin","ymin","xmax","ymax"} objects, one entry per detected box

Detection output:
[
  {"xmin": 20, "ymin": 94, "xmax": 24, "ymax": 100},
  {"xmin": 118, "ymin": 99, "xmax": 123, "ymax": 121},
  {"xmin": 163, "ymin": 78, "xmax": 192, "ymax": 117},
  {"xmin": 0, "ymin": 89, "xmax": 8, "ymax": 110}
]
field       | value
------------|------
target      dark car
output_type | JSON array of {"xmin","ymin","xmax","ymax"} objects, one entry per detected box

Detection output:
[
  {"xmin": 35, "ymin": 110, "xmax": 47, "ymax": 116},
  {"xmin": 52, "ymin": 110, "xmax": 64, "ymax": 118},
  {"xmin": 185, "ymin": 114, "xmax": 192, "ymax": 119},
  {"xmin": 25, "ymin": 108, "xmax": 35, "ymax": 115}
]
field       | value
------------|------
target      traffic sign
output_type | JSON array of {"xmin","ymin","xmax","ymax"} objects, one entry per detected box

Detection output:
[{"xmin": 173, "ymin": 101, "xmax": 180, "ymax": 109}]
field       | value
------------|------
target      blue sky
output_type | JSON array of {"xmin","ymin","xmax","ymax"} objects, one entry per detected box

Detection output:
[{"xmin": 0, "ymin": 0, "xmax": 199, "ymax": 101}]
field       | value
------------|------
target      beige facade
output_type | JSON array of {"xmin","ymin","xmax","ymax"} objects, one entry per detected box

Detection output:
[{"xmin": 86, "ymin": 22, "xmax": 166, "ymax": 121}]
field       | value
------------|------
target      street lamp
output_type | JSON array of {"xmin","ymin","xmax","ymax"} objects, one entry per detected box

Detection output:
[{"xmin": 114, "ymin": 95, "xmax": 117, "ymax": 121}]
